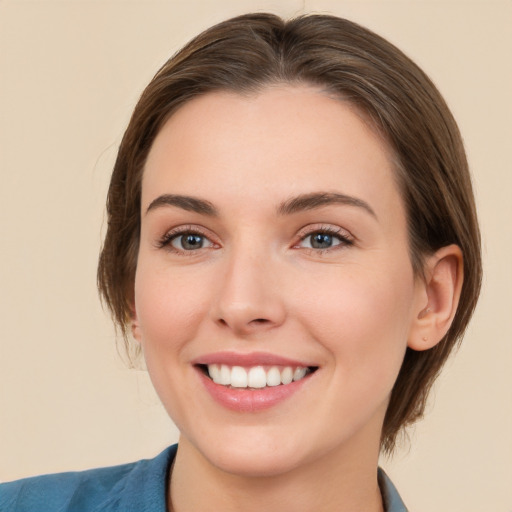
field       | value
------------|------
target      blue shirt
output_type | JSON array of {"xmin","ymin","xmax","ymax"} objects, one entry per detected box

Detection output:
[{"xmin": 0, "ymin": 445, "xmax": 407, "ymax": 511}]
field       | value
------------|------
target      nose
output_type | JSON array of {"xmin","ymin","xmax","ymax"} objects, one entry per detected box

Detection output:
[{"xmin": 212, "ymin": 248, "xmax": 286, "ymax": 336}]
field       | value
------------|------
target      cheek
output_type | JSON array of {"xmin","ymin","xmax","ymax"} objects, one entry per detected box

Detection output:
[
  {"xmin": 133, "ymin": 263, "xmax": 214, "ymax": 427},
  {"xmin": 134, "ymin": 263, "xmax": 212, "ymax": 355},
  {"xmin": 294, "ymin": 261, "xmax": 415, "ymax": 382}
]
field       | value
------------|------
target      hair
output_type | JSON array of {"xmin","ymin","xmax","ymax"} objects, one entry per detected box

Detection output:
[{"xmin": 97, "ymin": 13, "xmax": 482, "ymax": 453}]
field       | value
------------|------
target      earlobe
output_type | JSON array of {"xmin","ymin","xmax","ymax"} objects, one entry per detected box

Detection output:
[
  {"xmin": 131, "ymin": 320, "xmax": 142, "ymax": 343},
  {"xmin": 130, "ymin": 304, "xmax": 142, "ymax": 343},
  {"xmin": 408, "ymin": 244, "xmax": 464, "ymax": 351}
]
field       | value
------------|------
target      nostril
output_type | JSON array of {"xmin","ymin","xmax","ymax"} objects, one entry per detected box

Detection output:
[{"xmin": 215, "ymin": 315, "xmax": 275, "ymax": 334}]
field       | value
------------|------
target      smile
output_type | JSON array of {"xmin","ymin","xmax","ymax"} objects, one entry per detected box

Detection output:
[
  {"xmin": 204, "ymin": 364, "xmax": 313, "ymax": 389},
  {"xmin": 193, "ymin": 352, "xmax": 319, "ymax": 412}
]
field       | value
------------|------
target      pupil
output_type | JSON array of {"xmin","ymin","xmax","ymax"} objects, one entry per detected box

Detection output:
[
  {"xmin": 183, "ymin": 234, "xmax": 203, "ymax": 249},
  {"xmin": 311, "ymin": 233, "xmax": 332, "ymax": 249}
]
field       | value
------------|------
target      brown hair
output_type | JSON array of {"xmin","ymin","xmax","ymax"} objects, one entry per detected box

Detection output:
[{"xmin": 97, "ymin": 13, "xmax": 482, "ymax": 453}]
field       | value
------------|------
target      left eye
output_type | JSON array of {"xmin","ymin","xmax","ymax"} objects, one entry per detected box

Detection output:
[
  {"xmin": 170, "ymin": 233, "xmax": 213, "ymax": 251},
  {"xmin": 300, "ymin": 232, "xmax": 344, "ymax": 250}
]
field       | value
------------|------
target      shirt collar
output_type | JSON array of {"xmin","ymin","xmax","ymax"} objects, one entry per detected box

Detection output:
[
  {"xmin": 378, "ymin": 467, "xmax": 408, "ymax": 512},
  {"xmin": 102, "ymin": 446, "xmax": 408, "ymax": 512}
]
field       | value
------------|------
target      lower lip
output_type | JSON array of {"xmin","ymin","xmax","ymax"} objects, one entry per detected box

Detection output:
[{"xmin": 197, "ymin": 369, "xmax": 311, "ymax": 412}]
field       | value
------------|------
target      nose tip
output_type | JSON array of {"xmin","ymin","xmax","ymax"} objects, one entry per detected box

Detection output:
[{"xmin": 213, "ymin": 259, "xmax": 286, "ymax": 336}]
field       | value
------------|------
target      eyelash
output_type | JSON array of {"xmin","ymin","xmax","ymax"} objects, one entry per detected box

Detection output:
[
  {"xmin": 156, "ymin": 225, "xmax": 216, "ymax": 254},
  {"xmin": 295, "ymin": 225, "xmax": 354, "ymax": 253},
  {"xmin": 156, "ymin": 224, "xmax": 354, "ymax": 255}
]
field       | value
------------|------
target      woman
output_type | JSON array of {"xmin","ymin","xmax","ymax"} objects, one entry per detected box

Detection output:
[{"xmin": 1, "ymin": 13, "xmax": 481, "ymax": 512}]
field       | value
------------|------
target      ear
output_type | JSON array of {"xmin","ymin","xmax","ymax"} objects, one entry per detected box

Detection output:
[
  {"xmin": 130, "ymin": 303, "xmax": 143, "ymax": 343},
  {"xmin": 408, "ymin": 244, "xmax": 464, "ymax": 351}
]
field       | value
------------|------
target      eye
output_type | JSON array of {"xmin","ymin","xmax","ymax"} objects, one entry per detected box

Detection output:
[
  {"xmin": 169, "ymin": 233, "xmax": 213, "ymax": 251},
  {"xmin": 170, "ymin": 232, "xmax": 214, "ymax": 251},
  {"xmin": 296, "ymin": 226, "xmax": 354, "ymax": 251},
  {"xmin": 302, "ymin": 232, "xmax": 341, "ymax": 249},
  {"xmin": 156, "ymin": 226, "xmax": 216, "ymax": 253}
]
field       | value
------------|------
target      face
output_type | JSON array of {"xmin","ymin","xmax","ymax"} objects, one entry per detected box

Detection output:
[{"xmin": 134, "ymin": 86, "xmax": 426, "ymax": 477}]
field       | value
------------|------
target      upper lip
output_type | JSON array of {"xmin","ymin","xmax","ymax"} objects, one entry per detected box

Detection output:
[{"xmin": 192, "ymin": 351, "xmax": 316, "ymax": 368}]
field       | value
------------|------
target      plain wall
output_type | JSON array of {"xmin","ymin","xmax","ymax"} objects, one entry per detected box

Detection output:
[{"xmin": 0, "ymin": 1, "xmax": 511, "ymax": 510}]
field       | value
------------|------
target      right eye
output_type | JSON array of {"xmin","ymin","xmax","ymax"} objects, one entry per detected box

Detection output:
[
  {"xmin": 155, "ymin": 223, "xmax": 220, "ymax": 255},
  {"xmin": 169, "ymin": 232, "xmax": 214, "ymax": 251}
]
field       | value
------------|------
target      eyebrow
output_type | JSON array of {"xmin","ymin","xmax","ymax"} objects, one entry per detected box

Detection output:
[
  {"xmin": 146, "ymin": 194, "xmax": 218, "ymax": 216},
  {"xmin": 145, "ymin": 191, "xmax": 376, "ymax": 219},
  {"xmin": 277, "ymin": 192, "xmax": 377, "ymax": 218}
]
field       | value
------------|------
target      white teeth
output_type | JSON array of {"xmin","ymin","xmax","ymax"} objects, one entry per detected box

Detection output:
[
  {"xmin": 231, "ymin": 366, "xmax": 248, "ymax": 388},
  {"xmin": 248, "ymin": 366, "xmax": 267, "ymax": 388},
  {"xmin": 219, "ymin": 364, "xmax": 231, "ymax": 385},
  {"xmin": 266, "ymin": 366, "xmax": 281, "ymax": 387},
  {"xmin": 205, "ymin": 364, "xmax": 311, "ymax": 388},
  {"xmin": 293, "ymin": 367, "xmax": 307, "ymax": 381},
  {"xmin": 281, "ymin": 366, "xmax": 293, "ymax": 385},
  {"xmin": 208, "ymin": 364, "xmax": 220, "ymax": 383}
]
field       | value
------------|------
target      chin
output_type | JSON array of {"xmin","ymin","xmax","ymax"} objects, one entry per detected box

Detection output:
[
  {"xmin": 208, "ymin": 445, "xmax": 305, "ymax": 478},
  {"xmin": 186, "ymin": 429, "xmax": 310, "ymax": 478}
]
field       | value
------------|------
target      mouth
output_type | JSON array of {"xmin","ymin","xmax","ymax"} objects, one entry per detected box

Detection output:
[
  {"xmin": 196, "ymin": 363, "xmax": 318, "ymax": 389},
  {"xmin": 192, "ymin": 352, "xmax": 319, "ymax": 411}
]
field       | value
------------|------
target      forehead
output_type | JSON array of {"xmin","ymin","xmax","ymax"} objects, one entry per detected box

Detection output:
[{"xmin": 142, "ymin": 85, "xmax": 403, "ymax": 221}]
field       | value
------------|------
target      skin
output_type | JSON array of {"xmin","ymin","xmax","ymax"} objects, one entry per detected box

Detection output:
[{"xmin": 132, "ymin": 86, "xmax": 462, "ymax": 512}]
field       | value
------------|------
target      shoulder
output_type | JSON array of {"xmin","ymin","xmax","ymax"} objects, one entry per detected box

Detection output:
[{"xmin": 0, "ymin": 445, "xmax": 177, "ymax": 512}]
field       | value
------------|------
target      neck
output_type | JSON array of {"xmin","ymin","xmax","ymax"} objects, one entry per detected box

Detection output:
[{"xmin": 168, "ymin": 435, "xmax": 385, "ymax": 512}]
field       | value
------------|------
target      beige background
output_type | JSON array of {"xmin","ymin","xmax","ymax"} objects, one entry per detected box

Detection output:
[{"xmin": 0, "ymin": 1, "xmax": 511, "ymax": 510}]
